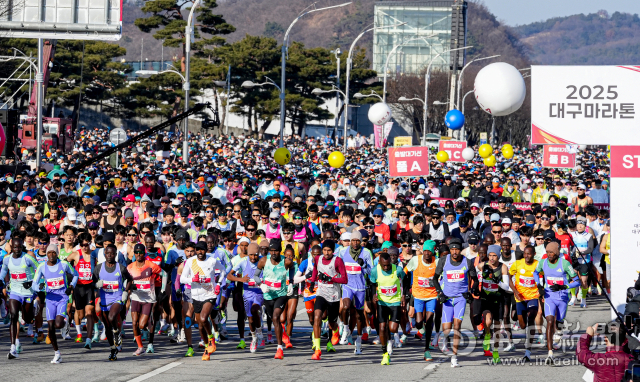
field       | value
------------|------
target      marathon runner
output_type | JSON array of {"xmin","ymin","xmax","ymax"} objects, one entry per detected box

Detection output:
[{"xmin": 509, "ymin": 245, "xmax": 540, "ymax": 362}]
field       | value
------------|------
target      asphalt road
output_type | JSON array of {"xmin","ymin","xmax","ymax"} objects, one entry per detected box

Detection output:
[{"xmin": 0, "ymin": 294, "xmax": 613, "ymax": 382}]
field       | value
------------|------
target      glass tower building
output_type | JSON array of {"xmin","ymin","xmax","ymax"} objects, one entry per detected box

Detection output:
[{"xmin": 373, "ymin": 0, "xmax": 461, "ymax": 76}]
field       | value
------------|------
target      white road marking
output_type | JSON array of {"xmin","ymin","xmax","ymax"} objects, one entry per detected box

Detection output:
[
  {"xmin": 127, "ymin": 362, "xmax": 183, "ymax": 382},
  {"xmin": 296, "ymin": 308, "xmax": 307, "ymax": 316},
  {"xmin": 424, "ymin": 363, "xmax": 439, "ymax": 370}
]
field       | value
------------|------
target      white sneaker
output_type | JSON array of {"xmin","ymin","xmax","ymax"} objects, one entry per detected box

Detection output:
[
  {"xmin": 386, "ymin": 339, "xmax": 393, "ymax": 356},
  {"xmin": 7, "ymin": 349, "xmax": 18, "ymax": 359},
  {"xmin": 178, "ymin": 328, "xmax": 186, "ymax": 343},
  {"xmin": 394, "ymin": 333, "xmax": 402, "ymax": 348},
  {"xmin": 354, "ymin": 336, "xmax": 362, "ymax": 355},
  {"xmin": 27, "ymin": 325, "xmax": 34, "ymax": 337},
  {"xmin": 400, "ymin": 334, "xmax": 408, "ymax": 344},
  {"xmin": 372, "ymin": 336, "xmax": 380, "ymax": 345},
  {"xmin": 580, "ymin": 300, "xmax": 587, "ymax": 308},
  {"xmin": 504, "ymin": 342, "xmax": 516, "ymax": 352},
  {"xmin": 568, "ymin": 296, "xmax": 577, "ymax": 306},
  {"xmin": 250, "ymin": 338, "xmax": 257, "ymax": 353},
  {"xmin": 535, "ymin": 334, "xmax": 545, "ymax": 344},
  {"xmin": 257, "ymin": 334, "xmax": 265, "ymax": 348},
  {"xmin": 451, "ymin": 356, "xmax": 459, "ymax": 368},
  {"xmin": 553, "ymin": 332, "xmax": 562, "ymax": 345},
  {"xmin": 339, "ymin": 328, "xmax": 350, "ymax": 345},
  {"xmin": 51, "ymin": 353, "xmax": 61, "ymax": 364}
]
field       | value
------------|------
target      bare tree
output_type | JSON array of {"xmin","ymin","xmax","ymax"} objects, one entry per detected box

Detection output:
[{"xmin": 0, "ymin": 0, "xmax": 24, "ymax": 20}]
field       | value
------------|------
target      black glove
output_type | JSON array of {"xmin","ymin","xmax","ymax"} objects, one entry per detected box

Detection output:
[
  {"xmin": 307, "ymin": 281, "xmax": 315, "ymax": 292},
  {"xmin": 462, "ymin": 292, "xmax": 472, "ymax": 302},
  {"xmin": 175, "ymin": 257, "xmax": 184, "ymax": 265},
  {"xmin": 23, "ymin": 281, "xmax": 32, "ymax": 289},
  {"xmin": 318, "ymin": 272, "xmax": 332, "ymax": 283},
  {"xmin": 65, "ymin": 286, "xmax": 73, "ymax": 296},
  {"xmin": 491, "ymin": 273, "xmax": 501, "ymax": 284},
  {"xmin": 357, "ymin": 258, "xmax": 364, "ymax": 267},
  {"xmin": 305, "ymin": 269, "xmax": 313, "ymax": 280},
  {"xmin": 472, "ymin": 283, "xmax": 480, "ymax": 296},
  {"xmin": 481, "ymin": 267, "xmax": 493, "ymax": 281},
  {"xmin": 537, "ymin": 285, "xmax": 545, "ymax": 296},
  {"xmin": 571, "ymin": 256, "xmax": 579, "ymax": 268},
  {"xmin": 175, "ymin": 289, "xmax": 183, "ymax": 300},
  {"xmin": 131, "ymin": 283, "xmax": 138, "ymax": 291},
  {"xmin": 549, "ymin": 284, "xmax": 568, "ymax": 292},
  {"xmin": 437, "ymin": 292, "xmax": 449, "ymax": 304},
  {"xmin": 0, "ymin": 280, "xmax": 4, "ymax": 290}
]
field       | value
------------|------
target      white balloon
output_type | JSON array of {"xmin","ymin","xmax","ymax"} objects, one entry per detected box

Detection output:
[
  {"xmin": 368, "ymin": 102, "xmax": 392, "ymax": 125},
  {"xmin": 474, "ymin": 62, "xmax": 526, "ymax": 116},
  {"xmin": 461, "ymin": 147, "xmax": 475, "ymax": 161},
  {"xmin": 578, "ymin": 145, "xmax": 587, "ymax": 151}
]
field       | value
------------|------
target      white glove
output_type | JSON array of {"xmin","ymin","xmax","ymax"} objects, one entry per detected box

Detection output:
[
  {"xmin": 287, "ymin": 283, "xmax": 294, "ymax": 296},
  {"xmin": 260, "ymin": 283, "xmax": 269, "ymax": 294}
]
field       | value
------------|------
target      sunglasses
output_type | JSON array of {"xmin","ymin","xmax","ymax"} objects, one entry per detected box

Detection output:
[
  {"xmin": 270, "ymin": 218, "xmax": 279, "ymax": 221},
  {"xmin": 364, "ymin": 225, "xmax": 374, "ymax": 229},
  {"xmin": 245, "ymin": 228, "xmax": 256, "ymax": 232},
  {"xmin": 127, "ymin": 233, "xmax": 137, "ymax": 237},
  {"xmin": 401, "ymin": 244, "xmax": 410, "ymax": 248},
  {"xmin": 399, "ymin": 214, "xmax": 407, "ymax": 217},
  {"xmin": 261, "ymin": 216, "xmax": 268, "ymax": 219},
  {"xmin": 535, "ymin": 237, "xmax": 544, "ymax": 240},
  {"xmin": 283, "ymin": 231, "xmax": 293, "ymax": 235},
  {"xmin": 252, "ymin": 214, "xmax": 260, "ymax": 217},
  {"xmin": 38, "ymin": 242, "xmax": 49, "ymax": 246},
  {"xmin": 81, "ymin": 243, "xmax": 91, "ymax": 247},
  {"xmin": 93, "ymin": 211, "xmax": 101, "ymax": 214},
  {"xmin": 206, "ymin": 210, "xmax": 214, "ymax": 213},
  {"xmin": 492, "ymin": 230, "xmax": 502, "ymax": 234},
  {"xmin": 134, "ymin": 251, "xmax": 145, "ymax": 255},
  {"xmin": 541, "ymin": 217, "xmax": 549, "ymax": 221},
  {"xmin": 321, "ymin": 216, "xmax": 330, "ymax": 219},
  {"xmin": 373, "ymin": 215, "xmax": 382, "ymax": 218},
  {"xmin": 233, "ymin": 210, "xmax": 241, "ymax": 213}
]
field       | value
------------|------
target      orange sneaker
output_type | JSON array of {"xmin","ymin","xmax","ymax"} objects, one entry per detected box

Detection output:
[
  {"xmin": 331, "ymin": 331, "xmax": 340, "ymax": 346},
  {"xmin": 274, "ymin": 348, "xmax": 284, "ymax": 359},
  {"xmin": 311, "ymin": 349, "xmax": 322, "ymax": 360},
  {"xmin": 282, "ymin": 332, "xmax": 290, "ymax": 343},
  {"xmin": 285, "ymin": 340, "xmax": 293, "ymax": 349},
  {"xmin": 202, "ymin": 350, "xmax": 210, "ymax": 361},
  {"xmin": 207, "ymin": 339, "xmax": 216, "ymax": 353}
]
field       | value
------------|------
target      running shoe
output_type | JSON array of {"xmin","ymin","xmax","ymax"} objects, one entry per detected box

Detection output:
[
  {"xmin": 492, "ymin": 351, "xmax": 500, "ymax": 364},
  {"xmin": 207, "ymin": 339, "xmax": 216, "ymax": 353},
  {"xmin": 132, "ymin": 347, "xmax": 145, "ymax": 356},
  {"xmin": 451, "ymin": 356, "xmax": 459, "ymax": 368},
  {"xmin": 237, "ymin": 339, "xmax": 247, "ymax": 349},
  {"xmin": 414, "ymin": 331, "xmax": 423, "ymax": 340},
  {"xmin": 536, "ymin": 334, "xmax": 545, "ymax": 344},
  {"xmin": 339, "ymin": 328, "xmax": 350, "ymax": 345},
  {"xmin": 581, "ymin": 300, "xmax": 587, "ymax": 308},
  {"xmin": 545, "ymin": 355, "xmax": 555, "ymax": 365},
  {"xmin": 75, "ymin": 334, "xmax": 83, "ymax": 343},
  {"xmin": 100, "ymin": 330, "xmax": 107, "ymax": 342},
  {"xmin": 146, "ymin": 344, "xmax": 154, "ymax": 353},
  {"xmin": 361, "ymin": 332, "xmax": 369, "ymax": 342},
  {"xmin": 202, "ymin": 350, "xmax": 210, "ymax": 361},
  {"xmin": 326, "ymin": 341, "xmax": 336, "ymax": 352},
  {"xmin": 283, "ymin": 333, "xmax": 293, "ymax": 348},
  {"xmin": 274, "ymin": 348, "xmax": 284, "ymax": 359},
  {"xmin": 311, "ymin": 349, "xmax": 321, "ymax": 360},
  {"xmin": 250, "ymin": 339, "xmax": 257, "ymax": 353},
  {"xmin": 219, "ymin": 327, "xmax": 228, "ymax": 340},
  {"xmin": 185, "ymin": 347, "xmax": 195, "ymax": 357},
  {"xmin": 354, "ymin": 336, "xmax": 362, "ymax": 355},
  {"xmin": 92, "ymin": 330, "xmax": 100, "ymax": 343},
  {"xmin": 504, "ymin": 343, "xmax": 516, "ymax": 352},
  {"xmin": 27, "ymin": 325, "xmax": 34, "ymax": 337},
  {"xmin": 198, "ymin": 340, "xmax": 206, "ymax": 349},
  {"xmin": 7, "ymin": 350, "xmax": 17, "ymax": 359},
  {"xmin": 331, "ymin": 330, "xmax": 340, "ymax": 346},
  {"xmin": 400, "ymin": 334, "xmax": 408, "ymax": 344},
  {"xmin": 267, "ymin": 333, "xmax": 274, "ymax": 344},
  {"xmin": 258, "ymin": 334, "xmax": 265, "ymax": 348},
  {"xmin": 167, "ymin": 327, "xmax": 175, "ymax": 338},
  {"xmin": 141, "ymin": 330, "xmax": 149, "ymax": 341},
  {"xmin": 16, "ymin": 343, "xmax": 22, "ymax": 354},
  {"xmin": 568, "ymin": 296, "xmax": 577, "ymax": 306},
  {"xmin": 424, "ymin": 351, "xmax": 433, "ymax": 361},
  {"xmin": 84, "ymin": 338, "xmax": 92, "ymax": 350},
  {"xmin": 108, "ymin": 349, "xmax": 118, "ymax": 361},
  {"xmin": 484, "ymin": 349, "xmax": 493, "ymax": 357},
  {"xmin": 51, "ymin": 353, "xmax": 62, "ymax": 364},
  {"xmin": 381, "ymin": 352, "xmax": 390, "ymax": 365},
  {"xmin": 387, "ymin": 340, "xmax": 394, "ymax": 356},
  {"xmin": 45, "ymin": 334, "xmax": 52, "ymax": 345},
  {"xmin": 372, "ymin": 336, "xmax": 380, "ymax": 345}
]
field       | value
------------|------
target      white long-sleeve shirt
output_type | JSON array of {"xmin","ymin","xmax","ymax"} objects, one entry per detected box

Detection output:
[{"xmin": 180, "ymin": 256, "xmax": 226, "ymax": 301}]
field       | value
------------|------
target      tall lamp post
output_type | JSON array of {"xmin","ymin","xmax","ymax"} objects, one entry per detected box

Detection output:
[
  {"xmin": 460, "ymin": 89, "xmax": 475, "ymax": 141},
  {"xmin": 183, "ymin": 0, "xmax": 201, "ymax": 164},
  {"xmin": 343, "ymin": 22, "xmax": 405, "ymax": 151},
  {"xmin": 213, "ymin": 65, "xmax": 231, "ymax": 136},
  {"xmin": 279, "ymin": 2, "xmax": 352, "ymax": 147},
  {"xmin": 421, "ymin": 46, "xmax": 472, "ymax": 145},
  {"xmin": 312, "ymin": 86, "xmax": 348, "ymax": 148},
  {"xmin": 382, "ymin": 35, "xmax": 436, "ymax": 102},
  {"xmin": 456, "ymin": 55, "xmax": 500, "ymax": 109}
]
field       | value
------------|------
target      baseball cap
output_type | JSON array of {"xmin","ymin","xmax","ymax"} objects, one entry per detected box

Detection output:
[
  {"xmin": 67, "ymin": 208, "xmax": 77, "ymax": 220},
  {"xmin": 373, "ymin": 209, "xmax": 384, "ymax": 216},
  {"xmin": 175, "ymin": 230, "xmax": 189, "ymax": 240},
  {"xmin": 339, "ymin": 232, "xmax": 351, "ymax": 241},
  {"xmin": 490, "ymin": 213, "xmax": 500, "ymax": 222},
  {"xmin": 26, "ymin": 206, "xmax": 36, "ymax": 215},
  {"xmin": 467, "ymin": 233, "xmax": 480, "ymax": 245},
  {"xmin": 501, "ymin": 218, "xmax": 512, "ymax": 225}
]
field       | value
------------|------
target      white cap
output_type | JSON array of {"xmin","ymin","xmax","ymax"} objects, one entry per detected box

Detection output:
[
  {"xmin": 502, "ymin": 218, "xmax": 512, "ymax": 224},
  {"xmin": 67, "ymin": 208, "xmax": 77, "ymax": 220},
  {"xmin": 26, "ymin": 206, "xmax": 36, "ymax": 215},
  {"xmin": 340, "ymin": 232, "xmax": 351, "ymax": 241}
]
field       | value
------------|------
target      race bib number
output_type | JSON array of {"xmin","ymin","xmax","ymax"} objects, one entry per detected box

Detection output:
[
  {"xmin": 519, "ymin": 275, "xmax": 535, "ymax": 288},
  {"xmin": 10, "ymin": 272, "xmax": 26, "ymax": 280},
  {"xmin": 379, "ymin": 285, "xmax": 398, "ymax": 296},
  {"xmin": 547, "ymin": 276, "xmax": 564, "ymax": 286},
  {"xmin": 247, "ymin": 280, "xmax": 256, "ymax": 287},
  {"xmin": 446, "ymin": 270, "xmax": 465, "ymax": 283},
  {"xmin": 345, "ymin": 264, "xmax": 362, "ymax": 275},
  {"xmin": 482, "ymin": 280, "xmax": 498, "ymax": 292},
  {"xmin": 417, "ymin": 277, "xmax": 433, "ymax": 288},
  {"xmin": 78, "ymin": 264, "xmax": 92, "ymax": 280},
  {"xmin": 103, "ymin": 280, "xmax": 119, "ymax": 291},
  {"xmin": 192, "ymin": 275, "xmax": 211, "ymax": 284},
  {"xmin": 264, "ymin": 278, "xmax": 282, "ymax": 290},
  {"xmin": 134, "ymin": 280, "xmax": 152, "ymax": 290},
  {"xmin": 47, "ymin": 277, "xmax": 65, "ymax": 289}
]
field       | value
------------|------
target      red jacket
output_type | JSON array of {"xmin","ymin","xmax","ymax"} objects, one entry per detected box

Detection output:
[{"xmin": 576, "ymin": 334, "xmax": 632, "ymax": 382}]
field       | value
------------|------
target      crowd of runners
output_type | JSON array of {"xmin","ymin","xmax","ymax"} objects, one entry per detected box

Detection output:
[{"xmin": 0, "ymin": 129, "xmax": 612, "ymax": 367}]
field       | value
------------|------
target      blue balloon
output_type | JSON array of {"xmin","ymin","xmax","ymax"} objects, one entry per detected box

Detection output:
[{"xmin": 445, "ymin": 109, "xmax": 465, "ymax": 130}]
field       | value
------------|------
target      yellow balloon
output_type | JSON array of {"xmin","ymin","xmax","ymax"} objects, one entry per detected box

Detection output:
[
  {"xmin": 436, "ymin": 150, "xmax": 449, "ymax": 163},
  {"xmin": 328, "ymin": 151, "xmax": 346, "ymax": 168},
  {"xmin": 479, "ymin": 144, "xmax": 493, "ymax": 158},
  {"xmin": 273, "ymin": 147, "xmax": 291, "ymax": 165},
  {"xmin": 607, "ymin": 152, "xmax": 610, "ymax": 159},
  {"xmin": 501, "ymin": 144, "xmax": 514, "ymax": 159},
  {"xmin": 483, "ymin": 154, "xmax": 496, "ymax": 167}
]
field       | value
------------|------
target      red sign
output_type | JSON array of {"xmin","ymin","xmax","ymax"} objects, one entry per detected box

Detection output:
[
  {"xmin": 438, "ymin": 140, "xmax": 467, "ymax": 163},
  {"xmin": 388, "ymin": 146, "xmax": 430, "ymax": 178},
  {"xmin": 611, "ymin": 146, "xmax": 640, "ymax": 178},
  {"xmin": 542, "ymin": 145, "xmax": 576, "ymax": 168}
]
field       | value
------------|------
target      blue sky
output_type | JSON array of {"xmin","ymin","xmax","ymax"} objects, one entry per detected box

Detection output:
[{"xmin": 482, "ymin": 0, "xmax": 640, "ymax": 25}]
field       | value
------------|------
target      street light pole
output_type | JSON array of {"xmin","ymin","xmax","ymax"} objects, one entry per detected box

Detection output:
[
  {"xmin": 183, "ymin": 0, "xmax": 201, "ymax": 164},
  {"xmin": 36, "ymin": 38, "xmax": 43, "ymax": 169},
  {"xmin": 460, "ymin": 89, "xmax": 474, "ymax": 141},
  {"xmin": 421, "ymin": 46, "xmax": 472, "ymax": 146},
  {"xmin": 456, "ymin": 55, "xmax": 500, "ymax": 110},
  {"xmin": 280, "ymin": 2, "xmax": 352, "ymax": 148},
  {"xmin": 344, "ymin": 22, "xmax": 405, "ymax": 151}
]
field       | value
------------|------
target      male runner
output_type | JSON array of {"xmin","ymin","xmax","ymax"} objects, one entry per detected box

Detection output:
[
  {"xmin": 66, "ymin": 232, "xmax": 96, "ymax": 349},
  {"xmin": 33, "ymin": 244, "xmax": 77, "ymax": 363},
  {"xmin": 432, "ymin": 239, "xmax": 479, "ymax": 367},
  {"xmin": 535, "ymin": 241, "xmax": 580, "ymax": 364},
  {"xmin": 509, "ymin": 245, "xmax": 540, "ymax": 362}
]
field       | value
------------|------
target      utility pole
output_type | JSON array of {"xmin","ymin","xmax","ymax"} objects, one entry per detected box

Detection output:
[{"xmin": 447, "ymin": 0, "xmax": 467, "ymax": 120}]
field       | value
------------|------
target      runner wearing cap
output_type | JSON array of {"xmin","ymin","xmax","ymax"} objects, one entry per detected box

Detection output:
[
  {"xmin": 569, "ymin": 216, "xmax": 594, "ymax": 308},
  {"xmin": 572, "ymin": 184, "xmax": 593, "ymax": 213},
  {"xmin": 431, "ymin": 239, "xmax": 479, "ymax": 367}
]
